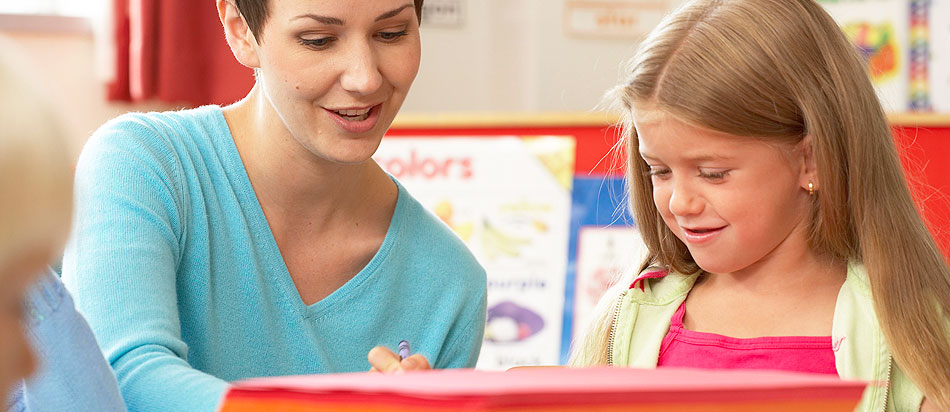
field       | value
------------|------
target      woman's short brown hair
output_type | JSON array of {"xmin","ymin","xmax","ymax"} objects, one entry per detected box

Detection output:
[{"xmin": 235, "ymin": 0, "xmax": 425, "ymax": 40}]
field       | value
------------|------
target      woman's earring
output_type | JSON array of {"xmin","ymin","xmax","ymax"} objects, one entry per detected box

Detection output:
[{"xmin": 807, "ymin": 181, "xmax": 816, "ymax": 196}]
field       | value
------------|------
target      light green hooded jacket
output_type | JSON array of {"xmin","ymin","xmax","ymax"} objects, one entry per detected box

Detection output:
[{"xmin": 607, "ymin": 263, "xmax": 923, "ymax": 412}]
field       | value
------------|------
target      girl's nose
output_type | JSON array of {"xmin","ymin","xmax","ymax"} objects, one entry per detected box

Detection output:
[{"xmin": 668, "ymin": 181, "xmax": 703, "ymax": 217}]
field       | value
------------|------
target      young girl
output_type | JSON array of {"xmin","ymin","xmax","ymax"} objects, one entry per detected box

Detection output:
[
  {"xmin": 570, "ymin": 1, "xmax": 950, "ymax": 411},
  {"xmin": 0, "ymin": 48, "xmax": 126, "ymax": 411},
  {"xmin": 62, "ymin": 1, "xmax": 484, "ymax": 411},
  {"xmin": 0, "ymin": 49, "xmax": 71, "ymax": 403}
]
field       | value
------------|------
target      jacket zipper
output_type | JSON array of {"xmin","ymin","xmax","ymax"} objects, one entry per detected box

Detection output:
[
  {"xmin": 606, "ymin": 289, "xmax": 628, "ymax": 366},
  {"xmin": 879, "ymin": 355, "xmax": 892, "ymax": 412}
]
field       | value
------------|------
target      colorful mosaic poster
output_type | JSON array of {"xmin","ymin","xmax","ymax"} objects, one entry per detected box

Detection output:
[
  {"xmin": 819, "ymin": 0, "xmax": 910, "ymax": 112},
  {"xmin": 374, "ymin": 136, "xmax": 576, "ymax": 370},
  {"xmin": 909, "ymin": 0, "xmax": 931, "ymax": 111}
]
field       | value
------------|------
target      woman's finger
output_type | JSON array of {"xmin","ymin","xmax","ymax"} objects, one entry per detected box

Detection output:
[{"xmin": 367, "ymin": 346, "xmax": 402, "ymax": 373}]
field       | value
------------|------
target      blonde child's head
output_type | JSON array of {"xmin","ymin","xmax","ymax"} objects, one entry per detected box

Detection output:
[
  {"xmin": 576, "ymin": 0, "xmax": 950, "ymax": 407},
  {"xmin": 617, "ymin": 0, "xmax": 878, "ymax": 273},
  {"xmin": 0, "ymin": 45, "xmax": 73, "ymax": 395}
]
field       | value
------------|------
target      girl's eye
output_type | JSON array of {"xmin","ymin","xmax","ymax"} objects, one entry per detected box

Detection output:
[
  {"xmin": 645, "ymin": 167, "xmax": 671, "ymax": 178},
  {"xmin": 699, "ymin": 169, "xmax": 729, "ymax": 180},
  {"xmin": 377, "ymin": 30, "xmax": 409, "ymax": 41},
  {"xmin": 299, "ymin": 37, "xmax": 335, "ymax": 49}
]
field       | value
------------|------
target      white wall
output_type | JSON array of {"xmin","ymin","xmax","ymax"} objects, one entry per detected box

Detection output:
[
  {"xmin": 1, "ymin": 1, "xmax": 687, "ymax": 153},
  {"xmin": 403, "ymin": 0, "xmax": 684, "ymax": 113},
  {"xmin": 1, "ymin": 30, "xmax": 173, "ymax": 158}
]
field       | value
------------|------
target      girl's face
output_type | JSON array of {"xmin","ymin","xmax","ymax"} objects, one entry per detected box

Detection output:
[
  {"xmin": 0, "ymin": 247, "xmax": 49, "ymax": 395},
  {"xmin": 634, "ymin": 109, "xmax": 814, "ymax": 275},
  {"xmin": 250, "ymin": 0, "xmax": 421, "ymax": 164}
]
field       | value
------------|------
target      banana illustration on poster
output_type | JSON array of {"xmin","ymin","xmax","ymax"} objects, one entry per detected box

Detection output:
[
  {"xmin": 374, "ymin": 136, "xmax": 576, "ymax": 370},
  {"xmin": 819, "ymin": 0, "xmax": 910, "ymax": 112}
]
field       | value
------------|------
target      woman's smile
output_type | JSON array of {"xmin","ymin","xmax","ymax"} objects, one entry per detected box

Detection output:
[{"xmin": 323, "ymin": 103, "xmax": 382, "ymax": 134}]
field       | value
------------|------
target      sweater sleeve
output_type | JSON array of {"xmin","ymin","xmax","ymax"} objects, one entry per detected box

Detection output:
[
  {"xmin": 61, "ymin": 115, "xmax": 228, "ymax": 412},
  {"xmin": 13, "ymin": 268, "xmax": 128, "ymax": 412},
  {"xmin": 435, "ymin": 267, "xmax": 487, "ymax": 369}
]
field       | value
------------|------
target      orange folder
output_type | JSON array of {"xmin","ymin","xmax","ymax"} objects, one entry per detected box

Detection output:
[{"xmin": 218, "ymin": 367, "xmax": 867, "ymax": 412}]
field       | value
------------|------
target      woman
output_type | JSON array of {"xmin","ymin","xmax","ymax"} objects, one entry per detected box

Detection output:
[{"xmin": 62, "ymin": 1, "xmax": 486, "ymax": 411}]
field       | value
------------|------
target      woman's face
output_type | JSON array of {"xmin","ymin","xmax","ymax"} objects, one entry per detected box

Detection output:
[
  {"xmin": 0, "ymin": 247, "xmax": 49, "ymax": 396},
  {"xmin": 251, "ymin": 0, "xmax": 421, "ymax": 164}
]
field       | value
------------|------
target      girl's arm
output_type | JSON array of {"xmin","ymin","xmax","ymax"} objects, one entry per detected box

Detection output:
[{"xmin": 62, "ymin": 118, "xmax": 228, "ymax": 412}]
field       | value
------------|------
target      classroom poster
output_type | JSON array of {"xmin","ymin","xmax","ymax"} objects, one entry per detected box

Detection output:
[
  {"xmin": 932, "ymin": 0, "xmax": 950, "ymax": 112},
  {"xmin": 571, "ymin": 226, "xmax": 647, "ymax": 341},
  {"xmin": 819, "ymin": 0, "xmax": 910, "ymax": 112},
  {"xmin": 374, "ymin": 136, "xmax": 576, "ymax": 370},
  {"xmin": 557, "ymin": 177, "xmax": 644, "ymax": 363},
  {"xmin": 563, "ymin": 0, "xmax": 678, "ymax": 39}
]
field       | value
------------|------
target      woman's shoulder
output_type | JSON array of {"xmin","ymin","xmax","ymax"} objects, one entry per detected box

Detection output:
[
  {"xmin": 84, "ymin": 106, "xmax": 226, "ymax": 157},
  {"xmin": 78, "ymin": 106, "xmax": 230, "ymax": 180},
  {"xmin": 388, "ymin": 180, "xmax": 485, "ymax": 278}
]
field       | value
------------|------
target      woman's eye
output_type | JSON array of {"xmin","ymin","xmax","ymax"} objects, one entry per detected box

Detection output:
[
  {"xmin": 298, "ymin": 37, "xmax": 335, "ymax": 49},
  {"xmin": 377, "ymin": 30, "xmax": 408, "ymax": 41},
  {"xmin": 699, "ymin": 170, "xmax": 729, "ymax": 180}
]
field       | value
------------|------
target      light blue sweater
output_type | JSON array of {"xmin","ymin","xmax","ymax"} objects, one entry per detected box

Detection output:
[
  {"xmin": 7, "ymin": 268, "xmax": 127, "ymax": 412},
  {"xmin": 62, "ymin": 106, "xmax": 487, "ymax": 412}
]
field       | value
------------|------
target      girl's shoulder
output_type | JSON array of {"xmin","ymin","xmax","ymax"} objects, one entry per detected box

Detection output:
[
  {"xmin": 842, "ymin": 261, "xmax": 872, "ymax": 297},
  {"xmin": 627, "ymin": 266, "xmax": 700, "ymax": 302}
]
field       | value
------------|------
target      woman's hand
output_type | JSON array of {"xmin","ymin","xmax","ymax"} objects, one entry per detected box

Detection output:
[{"xmin": 367, "ymin": 346, "xmax": 431, "ymax": 373}]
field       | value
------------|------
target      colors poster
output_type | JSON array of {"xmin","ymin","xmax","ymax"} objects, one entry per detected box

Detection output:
[{"xmin": 374, "ymin": 136, "xmax": 576, "ymax": 369}]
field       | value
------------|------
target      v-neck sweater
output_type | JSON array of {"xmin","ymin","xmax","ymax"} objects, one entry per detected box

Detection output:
[{"xmin": 62, "ymin": 106, "xmax": 487, "ymax": 412}]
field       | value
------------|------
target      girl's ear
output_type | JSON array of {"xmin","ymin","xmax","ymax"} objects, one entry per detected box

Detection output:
[
  {"xmin": 218, "ymin": 0, "xmax": 261, "ymax": 69},
  {"xmin": 797, "ymin": 135, "xmax": 819, "ymax": 193}
]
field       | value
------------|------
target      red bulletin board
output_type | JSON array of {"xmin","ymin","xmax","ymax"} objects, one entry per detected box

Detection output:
[{"xmin": 388, "ymin": 113, "xmax": 950, "ymax": 259}]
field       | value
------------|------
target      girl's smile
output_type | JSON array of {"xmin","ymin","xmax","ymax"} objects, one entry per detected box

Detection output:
[{"xmin": 680, "ymin": 225, "xmax": 728, "ymax": 244}]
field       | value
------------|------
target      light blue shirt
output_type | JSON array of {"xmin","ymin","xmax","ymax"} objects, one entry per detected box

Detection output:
[
  {"xmin": 6, "ymin": 269, "xmax": 127, "ymax": 412},
  {"xmin": 62, "ymin": 106, "xmax": 487, "ymax": 412}
]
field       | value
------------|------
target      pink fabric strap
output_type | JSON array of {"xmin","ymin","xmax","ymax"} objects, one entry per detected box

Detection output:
[
  {"xmin": 657, "ymin": 302, "xmax": 837, "ymax": 375},
  {"xmin": 629, "ymin": 270, "xmax": 668, "ymax": 291}
]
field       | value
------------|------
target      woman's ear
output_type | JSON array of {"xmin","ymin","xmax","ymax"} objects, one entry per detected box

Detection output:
[
  {"xmin": 798, "ymin": 135, "xmax": 819, "ymax": 193},
  {"xmin": 218, "ymin": 0, "xmax": 261, "ymax": 69}
]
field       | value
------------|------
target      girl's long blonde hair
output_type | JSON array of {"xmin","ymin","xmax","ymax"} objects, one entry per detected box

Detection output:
[
  {"xmin": 0, "ymin": 44, "xmax": 73, "ymax": 268},
  {"xmin": 571, "ymin": 0, "xmax": 950, "ymax": 408}
]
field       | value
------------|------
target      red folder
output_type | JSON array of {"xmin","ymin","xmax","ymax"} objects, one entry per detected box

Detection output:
[{"xmin": 218, "ymin": 367, "xmax": 867, "ymax": 412}]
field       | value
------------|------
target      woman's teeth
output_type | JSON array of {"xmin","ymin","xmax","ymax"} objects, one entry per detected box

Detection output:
[{"xmin": 334, "ymin": 108, "xmax": 371, "ymax": 121}]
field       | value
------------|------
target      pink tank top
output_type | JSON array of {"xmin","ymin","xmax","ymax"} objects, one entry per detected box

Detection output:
[{"xmin": 656, "ymin": 301, "xmax": 838, "ymax": 375}]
